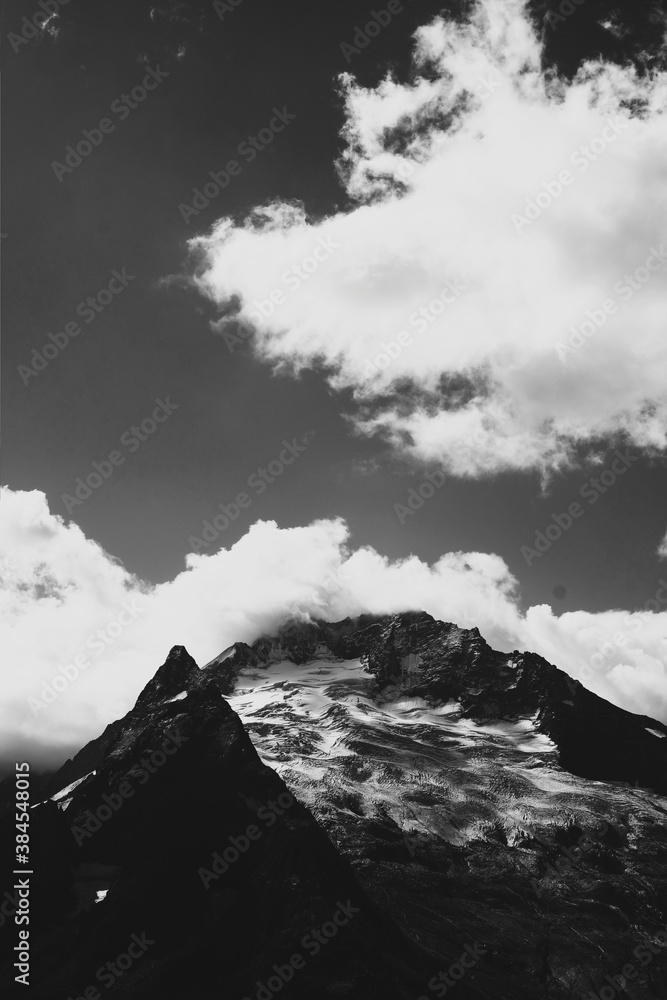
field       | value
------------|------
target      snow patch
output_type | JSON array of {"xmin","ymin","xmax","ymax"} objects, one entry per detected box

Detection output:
[
  {"xmin": 205, "ymin": 644, "xmax": 237, "ymax": 667},
  {"xmin": 433, "ymin": 700, "xmax": 461, "ymax": 715},
  {"xmin": 51, "ymin": 771, "xmax": 96, "ymax": 810},
  {"xmin": 384, "ymin": 697, "xmax": 431, "ymax": 713}
]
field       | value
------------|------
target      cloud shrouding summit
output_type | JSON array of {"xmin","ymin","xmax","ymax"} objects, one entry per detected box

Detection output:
[
  {"xmin": 189, "ymin": 0, "xmax": 667, "ymax": 477},
  {"xmin": 2, "ymin": 488, "xmax": 667, "ymax": 765}
]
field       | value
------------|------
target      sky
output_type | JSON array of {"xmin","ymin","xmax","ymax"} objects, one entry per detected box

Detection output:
[{"xmin": 2, "ymin": 0, "xmax": 667, "ymax": 768}]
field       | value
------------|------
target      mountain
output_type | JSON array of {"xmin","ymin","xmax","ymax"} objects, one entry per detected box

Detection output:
[{"xmin": 2, "ymin": 612, "xmax": 666, "ymax": 999}]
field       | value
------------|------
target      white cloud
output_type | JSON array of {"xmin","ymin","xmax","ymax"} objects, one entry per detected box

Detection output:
[
  {"xmin": 189, "ymin": 0, "xmax": 667, "ymax": 477},
  {"xmin": 2, "ymin": 488, "xmax": 667, "ymax": 766},
  {"xmin": 659, "ymin": 530, "xmax": 667, "ymax": 559}
]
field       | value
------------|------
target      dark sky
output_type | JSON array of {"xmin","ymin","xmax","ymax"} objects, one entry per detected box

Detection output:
[{"xmin": 4, "ymin": 0, "xmax": 666, "ymax": 616}]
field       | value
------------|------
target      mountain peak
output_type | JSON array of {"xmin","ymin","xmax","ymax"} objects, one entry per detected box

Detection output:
[
  {"xmin": 133, "ymin": 644, "xmax": 201, "ymax": 708},
  {"xmin": 197, "ymin": 611, "xmax": 667, "ymax": 794}
]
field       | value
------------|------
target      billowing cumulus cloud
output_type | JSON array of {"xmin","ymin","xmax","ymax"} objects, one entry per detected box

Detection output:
[
  {"xmin": 189, "ymin": 0, "xmax": 667, "ymax": 477},
  {"xmin": 2, "ymin": 488, "xmax": 667, "ymax": 767}
]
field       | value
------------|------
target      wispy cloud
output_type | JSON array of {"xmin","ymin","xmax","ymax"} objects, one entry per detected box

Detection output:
[{"xmin": 659, "ymin": 530, "xmax": 667, "ymax": 560}]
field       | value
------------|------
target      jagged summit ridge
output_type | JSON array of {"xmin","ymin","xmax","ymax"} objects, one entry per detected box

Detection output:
[{"xmin": 194, "ymin": 610, "xmax": 667, "ymax": 794}]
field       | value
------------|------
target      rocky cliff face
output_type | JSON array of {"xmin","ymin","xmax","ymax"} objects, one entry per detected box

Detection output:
[{"xmin": 2, "ymin": 612, "xmax": 666, "ymax": 999}]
